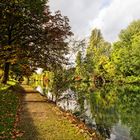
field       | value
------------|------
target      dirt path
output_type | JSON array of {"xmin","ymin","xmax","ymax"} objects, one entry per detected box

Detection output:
[{"xmin": 18, "ymin": 85, "xmax": 91, "ymax": 140}]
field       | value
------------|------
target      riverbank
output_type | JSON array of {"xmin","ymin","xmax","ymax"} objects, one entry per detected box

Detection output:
[
  {"xmin": 16, "ymin": 84, "xmax": 99, "ymax": 140},
  {"xmin": 0, "ymin": 83, "xmax": 99, "ymax": 139}
]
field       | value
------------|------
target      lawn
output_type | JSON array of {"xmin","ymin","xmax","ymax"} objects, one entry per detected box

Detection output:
[{"xmin": 0, "ymin": 82, "xmax": 20, "ymax": 139}]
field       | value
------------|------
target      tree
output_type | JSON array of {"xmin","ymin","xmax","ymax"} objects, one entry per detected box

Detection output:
[
  {"xmin": 111, "ymin": 20, "xmax": 140, "ymax": 79},
  {"xmin": 85, "ymin": 29, "xmax": 104, "ymax": 74},
  {"xmin": 75, "ymin": 50, "xmax": 89, "ymax": 81},
  {"xmin": 119, "ymin": 20, "xmax": 140, "ymax": 46},
  {"xmin": 85, "ymin": 29, "xmax": 111, "ymax": 83},
  {"xmin": 0, "ymin": 0, "xmax": 72, "ymax": 84},
  {"xmin": 30, "ymin": 10, "xmax": 73, "ymax": 69},
  {"xmin": 75, "ymin": 51, "xmax": 82, "ymax": 77}
]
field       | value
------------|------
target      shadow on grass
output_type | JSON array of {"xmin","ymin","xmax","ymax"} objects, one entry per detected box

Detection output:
[{"xmin": 0, "ymin": 86, "xmax": 19, "ymax": 139}]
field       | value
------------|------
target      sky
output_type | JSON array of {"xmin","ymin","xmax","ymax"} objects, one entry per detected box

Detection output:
[{"xmin": 49, "ymin": 0, "xmax": 140, "ymax": 42}]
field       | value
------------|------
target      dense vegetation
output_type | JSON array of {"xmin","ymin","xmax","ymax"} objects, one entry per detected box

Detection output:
[
  {"xmin": 0, "ymin": 0, "xmax": 139, "ymax": 86},
  {"xmin": 0, "ymin": 0, "xmax": 72, "ymax": 84},
  {"xmin": 31, "ymin": 20, "xmax": 140, "ymax": 98},
  {"xmin": 0, "ymin": 0, "xmax": 140, "ymax": 139},
  {"xmin": 74, "ymin": 20, "xmax": 140, "ymax": 85}
]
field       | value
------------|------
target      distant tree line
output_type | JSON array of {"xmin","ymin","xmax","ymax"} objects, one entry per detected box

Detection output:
[{"xmin": 74, "ymin": 20, "xmax": 140, "ymax": 86}]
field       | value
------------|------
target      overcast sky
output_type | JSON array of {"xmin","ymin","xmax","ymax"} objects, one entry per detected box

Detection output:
[{"xmin": 49, "ymin": 0, "xmax": 140, "ymax": 42}]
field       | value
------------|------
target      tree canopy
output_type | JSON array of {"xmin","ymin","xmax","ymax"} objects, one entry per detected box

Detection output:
[
  {"xmin": 73, "ymin": 20, "xmax": 140, "ymax": 85},
  {"xmin": 0, "ymin": 0, "xmax": 73, "ymax": 83},
  {"xmin": 112, "ymin": 20, "xmax": 140, "ymax": 78}
]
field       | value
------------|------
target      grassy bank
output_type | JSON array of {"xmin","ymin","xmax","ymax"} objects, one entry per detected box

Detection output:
[
  {"xmin": 0, "ymin": 81, "xmax": 20, "ymax": 139},
  {"xmin": 0, "ymin": 83, "xmax": 99, "ymax": 139},
  {"xmin": 17, "ymin": 85, "xmax": 97, "ymax": 140}
]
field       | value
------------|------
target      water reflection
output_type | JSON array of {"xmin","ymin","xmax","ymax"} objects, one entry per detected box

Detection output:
[
  {"xmin": 57, "ymin": 89, "xmax": 79, "ymax": 111},
  {"xmin": 29, "ymin": 80, "xmax": 140, "ymax": 140}
]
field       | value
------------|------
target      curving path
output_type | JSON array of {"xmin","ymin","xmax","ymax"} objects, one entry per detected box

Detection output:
[{"xmin": 18, "ymin": 85, "xmax": 91, "ymax": 140}]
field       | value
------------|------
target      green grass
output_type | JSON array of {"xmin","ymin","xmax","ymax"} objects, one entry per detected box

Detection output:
[
  {"xmin": 17, "ymin": 85, "xmax": 92, "ymax": 140},
  {"xmin": 0, "ymin": 82, "xmax": 20, "ymax": 139},
  {"xmin": 0, "ymin": 83, "xmax": 95, "ymax": 140}
]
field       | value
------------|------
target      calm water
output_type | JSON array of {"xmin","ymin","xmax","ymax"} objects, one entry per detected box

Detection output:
[{"xmin": 29, "ymin": 80, "xmax": 140, "ymax": 140}]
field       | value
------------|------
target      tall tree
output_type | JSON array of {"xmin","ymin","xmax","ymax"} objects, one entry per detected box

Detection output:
[
  {"xmin": 111, "ymin": 20, "xmax": 140, "ymax": 78},
  {"xmin": 0, "ymin": 0, "xmax": 72, "ymax": 84},
  {"xmin": 85, "ymin": 29, "xmax": 111, "ymax": 80}
]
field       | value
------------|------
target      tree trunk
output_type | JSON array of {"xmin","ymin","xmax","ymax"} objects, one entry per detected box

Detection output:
[
  {"xmin": 2, "ymin": 62, "xmax": 10, "ymax": 84},
  {"xmin": 27, "ymin": 77, "xmax": 30, "ymax": 85}
]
